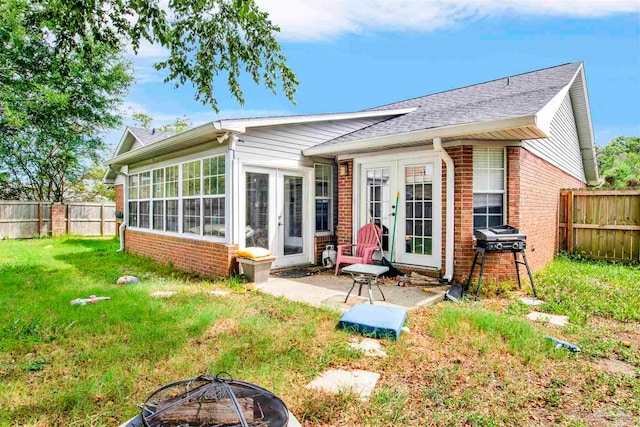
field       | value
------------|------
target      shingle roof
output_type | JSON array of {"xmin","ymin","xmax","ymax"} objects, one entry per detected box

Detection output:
[
  {"xmin": 319, "ymin": 62, "xmax": 581, "ymax": 147},
  {"xmin": 128, "ymin": 127, "xmax": 173, "ymax": 146}
]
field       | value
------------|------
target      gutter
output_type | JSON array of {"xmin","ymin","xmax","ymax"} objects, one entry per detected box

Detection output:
[
  {"xmin": 433, "ymin": 137, "xmax": 454, "ymax": 283},
  {"xmin": 304, "ymin": 114, "xmax": 539, "ymax": 157}
]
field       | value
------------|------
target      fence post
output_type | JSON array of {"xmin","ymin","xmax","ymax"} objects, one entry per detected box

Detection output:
[
  {"xmin": 38, "ymin": 202, "xmax": 44, "ymax": 237},
  {"xmin": 100, "ymin": 203, "xmax": 106, "ymax": 236},
  {"xmin": 66, "ymin": 204, "xmax": 71, "ymax": 234},
  {"xmin": 567, "ymin": 190, "xmax": 574, "ymax": 254}
]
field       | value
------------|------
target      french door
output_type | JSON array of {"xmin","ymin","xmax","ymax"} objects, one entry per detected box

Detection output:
[
  {"xmin": 358, "ymin": 155, "xmax": 441, "ymax": 268},
  {"xmin": 243, "ymin": 167, "xmax": 310, "ymax": 268}
]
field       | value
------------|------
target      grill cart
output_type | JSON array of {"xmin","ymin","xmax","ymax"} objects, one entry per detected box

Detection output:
[{"xmin": 465, "ymin": 225, "xmax": 537, "ymax": 299}]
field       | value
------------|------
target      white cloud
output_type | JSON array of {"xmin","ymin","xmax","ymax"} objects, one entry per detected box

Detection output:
[
  {"xmin": 126, "ymin": 39, "xmax": 169, "ymax": 59},
  {"xmin": 256, "ymin": 0, "xmax": 640, "ymax": 41}
]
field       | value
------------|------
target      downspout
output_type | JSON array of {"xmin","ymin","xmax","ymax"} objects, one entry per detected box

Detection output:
[
  {"xmin": 109, "ymin": 165, "xmax": 128, "ymax": 252},
  {"xmin": 433, "ymin": 137, "xmax": 454, "ymax": 283}
]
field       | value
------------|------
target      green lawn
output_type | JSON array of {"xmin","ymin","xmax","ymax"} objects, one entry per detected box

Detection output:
[{"xmin": 0, "ymin": 238, "xmax": 638, "ymax": 426}]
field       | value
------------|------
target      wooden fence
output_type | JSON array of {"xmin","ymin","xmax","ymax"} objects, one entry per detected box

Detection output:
[
  {"xmin": 0, "ymin": 201, "xmax": 116, "ymax": 239},
  {"xmin": 559, "ymin": 189, "xmax": 640, "ymax": 262}
]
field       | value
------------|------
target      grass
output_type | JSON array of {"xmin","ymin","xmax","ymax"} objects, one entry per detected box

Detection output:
[{"xmin": 0, "ymin": 238, "xmax": 638, "ymax": 426}]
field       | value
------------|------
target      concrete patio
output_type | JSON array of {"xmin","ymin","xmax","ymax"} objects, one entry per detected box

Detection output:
[{"xmin": 257, "ymin": 271, "xmax": 447, "ymax": 312}]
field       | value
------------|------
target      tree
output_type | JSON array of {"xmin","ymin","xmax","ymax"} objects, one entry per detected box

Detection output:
[
  {"xmin": 0, "ymin": 0, "xmax": 133, "ymax": 201},
  {"xmin": 1, "ymin": 0, "xmax": 298, "ymax": 113},
  {"xmin": 132, "ymin": 112, "xmax": 192, "ymax": 134},
  {"xmin": 597, "ymin": 136, "xmax": 640, "ymax": 188}
]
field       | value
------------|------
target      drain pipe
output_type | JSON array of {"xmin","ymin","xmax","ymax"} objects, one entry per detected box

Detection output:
[
  {"xmin": 433, "ymin": 137, "xmax": 454, "ymax": 283},
  {"xmin": 109, "ymin": 165, "xmax": 128, "ymax": 252}
]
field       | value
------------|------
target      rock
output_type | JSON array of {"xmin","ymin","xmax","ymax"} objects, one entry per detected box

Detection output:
[
  {"xmin": 401, "ymin": 326, "xmax": 411, "ymax": 334},
  {"xmin": 306, "ymin": 369, "xmax": 380, "ymax": 401},
  {"xmin": 117, "ymin": 275, "xmax": 140, "ymax": 285},
  {"xmin": 519, "ymin": 297, "xmax": 544, "ymax": 306},
  {"xmin": 208, "ymin": 290, "xmax": 230, "ymax": 296},
  {"xmin": 349, "ymin": 338, "xmax": 387, "ymax": 357},
  {"xmin": 150, "ymin": 291, "xmax": 176, "ymax": 298},
  {"xmin": 527, "ymin": 311, "xmax": 569, "ymax": 327}
]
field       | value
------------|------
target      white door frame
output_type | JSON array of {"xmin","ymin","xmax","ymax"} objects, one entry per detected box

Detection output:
[
  {"xmin": 354, "ymin": 151, "xmax": 442, "ymax": 269},
  {"xmin": 238, "ymin": 163, "xmax": 313, "ymax": 268}
]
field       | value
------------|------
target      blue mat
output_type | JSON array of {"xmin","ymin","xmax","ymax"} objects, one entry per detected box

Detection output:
[{"xmin": 338, "ymin": 303, "xmax": 407, "ymax": 340}]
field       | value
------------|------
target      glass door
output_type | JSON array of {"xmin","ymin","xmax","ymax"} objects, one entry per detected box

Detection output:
[
  {"xmin": 242, "ymin": 167, "xmax": 310, "ymax": 268},
  {"xmin": 360, "ymin": 162, "xmax": 395, "ymax": 261},
  {"xmin": 396, "ymin": 159, "xmax": 441, "ymax": 267},
  {"xmin": 277, "ymin": 171, "xmax": 308, "ymax": 267}
]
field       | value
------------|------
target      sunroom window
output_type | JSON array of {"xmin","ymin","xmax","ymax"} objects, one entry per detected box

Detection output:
[
  {"xmin": 126, "ymin": 155, "xmax": 226, "ymax": 238},
  {"xmin": 473, "ymin": 147, "xmax": 506, "ymax": 230}
]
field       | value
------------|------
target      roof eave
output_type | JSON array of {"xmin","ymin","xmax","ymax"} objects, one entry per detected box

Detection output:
[
  {"xmin": 303, "ymin": 115, "xmax": 540, "ymax": 156},
  {"xmin": 105, "ymin": 122, "xmax": 230, "ymax": 166},
  {"xmin": 215, "ymin": 108, "xmax": 417, "ymax": 132}
]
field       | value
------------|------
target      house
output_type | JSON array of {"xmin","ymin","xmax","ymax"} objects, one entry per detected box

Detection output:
[{"xmin": 104, "ymin": 62, "xmax": 598, "ymax": 283}]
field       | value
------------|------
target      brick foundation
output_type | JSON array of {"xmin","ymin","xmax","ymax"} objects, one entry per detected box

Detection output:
[{"xmin": 125, "ymin": 229, "xmax": 239, "ymax": 278}]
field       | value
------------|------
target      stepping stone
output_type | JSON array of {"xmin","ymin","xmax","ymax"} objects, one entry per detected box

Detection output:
[
  {"xmin": 519, "ymin": 297, "xmax": 544, "ymax": 306},
  {"xmin": 306, "ymin": 369, "xmax": 380, "ymax": 401},
  {"xmin": 150, "ymin": 291, "xmax": 177, "ymax": 298},
  {"xmin": 527, "ymin": 311, "xmax": 569, "ymax": 327},
  {"xmin": 208, "ymin": 290, "xmax": 230, "ymax": 296},
  {"xmin": 349, "ymin": 338, "xmax": 387, "ymax": 357}
]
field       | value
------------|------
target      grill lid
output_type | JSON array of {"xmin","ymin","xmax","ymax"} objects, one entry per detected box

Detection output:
[
  {"xmin": 474, "ymin": 225, "xmax": 526, "ymax": 241},
  {"xmin": 141, "ymin": 373, "xmax": 289, "ymax": 427}
]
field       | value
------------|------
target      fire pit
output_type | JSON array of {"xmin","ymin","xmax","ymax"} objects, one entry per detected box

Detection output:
[{"xmin": 140, "ymin": 373, "xmax": 289, "ymax": 427}]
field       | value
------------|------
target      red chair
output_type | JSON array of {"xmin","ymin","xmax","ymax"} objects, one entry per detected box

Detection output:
[{"xmin": 335, "ymin": 224, "xmax": 381, "ymax": 275}]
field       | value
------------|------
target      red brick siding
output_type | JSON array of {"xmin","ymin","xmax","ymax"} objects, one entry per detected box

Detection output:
[
  {"xmin": 115, "ymin": 184, "xmax": 124, "ymax": 236},
  {"xmin": 125, "ymin": 229, "xmax": 238, "ymax": 278},
  {"xmin": 514, "ymin": 147, "xmax": 585, "ymax": 273},
  {"xmin": 337, "ymin": 159, "xmax": 353, "ymax": 246},
  {"xmin": 315, "ymin": 234, "xmax": 337, "ymax": 265}
]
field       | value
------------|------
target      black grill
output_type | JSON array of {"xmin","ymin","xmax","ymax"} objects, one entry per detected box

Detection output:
[
  {"xmin": 474, "ymin": 225, "xmax": 526, "ymax": 252},
  {"xmin": 465, "ymin": 225, "xmax": 537, "ymax": 299}
]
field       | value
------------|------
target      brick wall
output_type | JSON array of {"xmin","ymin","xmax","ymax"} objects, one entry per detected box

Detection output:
[
  {"xmin": 125, "ymin": 229, "xmax": 239, "ymax": 278},
  {"xmin": 315, "ymin": 234, "xmax": 337, "ymax": 265},
  {"xmin": 337, "ymin": 159, "xmax": 353, "ymax": 246},
  {"xmin": 513, "ymin": 147, "xmax": 585, "ymax": 273},
  {"xmin": 51, "ymin": 204, "xmax": 66, "ymax": 237},
  {"xmin": 115, "ymin": 184, "xmax": 124, "ymax": 236}
]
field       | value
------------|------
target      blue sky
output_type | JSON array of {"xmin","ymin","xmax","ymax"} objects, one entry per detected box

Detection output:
[{"xmin": 110, "ymin": 1, "xmax": 640, "ymax": 151}]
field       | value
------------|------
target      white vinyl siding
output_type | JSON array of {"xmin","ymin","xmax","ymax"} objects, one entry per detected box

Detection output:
[
  {"xmin": 235, "ymin": 117, "xmax": 395, "ymax": 166},
  {"xmin": 473, "ymin": 147, "xmax": 506, "ymax": 230},
  {"xmin": 523, "ymin": 92, "xmax": 586, "ymax": 182}
]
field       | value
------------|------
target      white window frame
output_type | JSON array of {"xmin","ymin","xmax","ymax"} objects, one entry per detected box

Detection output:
[
  {"xmin": 472, "ymin": 146, "xmax": 507, "ymax": 230},
  {"xmin": 314, "ymin": 163, "xmax": 333, "ymax": 236},
  {"xmin": 125, "ymin": 151, "xmax": 227, "ymax": 242}
]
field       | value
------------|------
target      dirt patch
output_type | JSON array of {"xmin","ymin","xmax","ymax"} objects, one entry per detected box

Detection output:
[{"xmin": 597, "ymin": 359, "xmax": 638, "ymax": 377}]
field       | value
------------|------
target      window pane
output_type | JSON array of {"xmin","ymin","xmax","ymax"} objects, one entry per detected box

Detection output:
[
  {"xmin": 488, "ymin": 215, "xmax": 503, "ymax": 227},
  {"xmin": 488, "ymin": 170, "xmax": 504, "ymax": 191},
  {"xmin": 204, "ymin": 198, "xmax": 225, "ymax": 237},
  {"xmin": 165, "ymin": 166, "xmax": 179, "ymax": 197},
  {"xmin": 153, "ymin": 200, "xmax": 164, "ymax": 230},
  {"xmin": 473, "ymin": 194, "xmax": 488, "ymax": 214},
  {"xmin": 166, "ymin": 200, "xmax": 178, "ymax": 232},
  {"xmin": 487, "ymin": 194, "xmax": 503, "ymax": 214},
  {"xmin": 203, "ymin": 155, "xmax": 225, "ymax": 196},
  {"xmin": 316, "ymin": 200, "xmax": 329, "ymax": 232},
  {"xmin": 128, "ymin": 201, "xmax": 138, "ymax": 227},
  {"xmin": 246, "ymin": 172, "xmax": 270, "ymax": 249},
  {"xmin": 129, "ymin": 175, "xmax": 139, "ymax": 199},
  {"xmin": 474, "ymin": 215, "xmax": 487, "ymax": 229},
  {"xmin": 139, "ymin": 172, "xmax": 151, "ymax": 199},
  {"xmin": 183, "ymin": 198, "xmax": 200, "ymax": 234},
  {"xmin": 182, "ymin": 160, "xmax": 201, "ymax": 196},
  {"xmin": 139, "ymin": 201, "xmax": 150, "ymax": 228},
  {"xmin": 314, "ymin": 164, "xmax": 332, "ymax": 231},
  {"xmin": 153, "ymin": 169, "xmax": 164, "ymax": 198}
]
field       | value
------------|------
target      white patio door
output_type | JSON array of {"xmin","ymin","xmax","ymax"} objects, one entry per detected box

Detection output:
[
  {"xmin": 243, "ymin": 166, "xmax": 310, "ymax": 268},
  {"xmin": 358, "ymin": 154, "xmax": 441, "ymax": 268}
]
